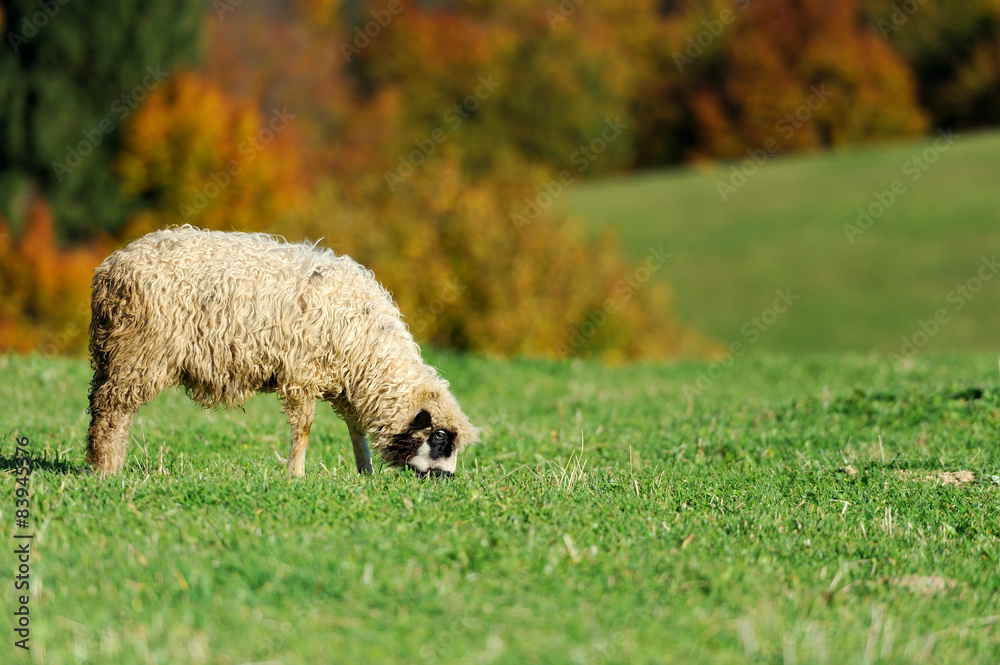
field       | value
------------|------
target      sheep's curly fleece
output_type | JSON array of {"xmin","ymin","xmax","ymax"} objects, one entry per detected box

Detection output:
[{"xmin": 86, "ymin": 225, "xmax": 478, "ymax": 472}]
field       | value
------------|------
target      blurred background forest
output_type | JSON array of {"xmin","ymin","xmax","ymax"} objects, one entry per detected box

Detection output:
[{"xmin": 1, "ymin": 0, "xmax": 999, "ymax": 360}]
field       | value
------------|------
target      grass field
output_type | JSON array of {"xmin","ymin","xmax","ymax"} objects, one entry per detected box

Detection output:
[
  {"xmin": 1, "ymin": 352, "xmax": 998, "ymax": 664},
  {"xmin": 564, "ymin": 130, "xmax": 1000, "ymax": 354}
]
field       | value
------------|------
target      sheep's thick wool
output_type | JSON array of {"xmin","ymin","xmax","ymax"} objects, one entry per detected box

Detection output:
[{"xmin": 86, "ymin": 226, "xmax": 478, "ymax": 477}]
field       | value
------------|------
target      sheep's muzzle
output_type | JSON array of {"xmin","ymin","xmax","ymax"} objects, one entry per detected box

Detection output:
[{"xmin": 415, "ymin": 468, "xmax": 453, "ymax": 479}]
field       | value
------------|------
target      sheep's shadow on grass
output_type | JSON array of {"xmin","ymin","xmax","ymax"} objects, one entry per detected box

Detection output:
[{"xmin": 0, "ymin": 453, "xmax": 84, "ymax": 475}]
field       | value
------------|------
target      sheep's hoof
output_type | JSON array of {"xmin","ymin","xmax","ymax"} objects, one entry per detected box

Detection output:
[{"xmin": 352, "ymin": 436, "xmax": 373, "ymax": 474}]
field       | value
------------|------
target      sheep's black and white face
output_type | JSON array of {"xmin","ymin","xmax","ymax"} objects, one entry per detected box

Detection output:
[
  {"xmin": 384, "ymin": 410, "xmax": 458, "ymax": 477},
  {"xmin": 408, "ymin": 427, "xmax": 457, "ymax": 478}
]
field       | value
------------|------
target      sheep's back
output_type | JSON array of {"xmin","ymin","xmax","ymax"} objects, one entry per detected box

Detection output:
[{"xmin": 94, "ymin": 227, "xmax": 393, "ymax": 407}]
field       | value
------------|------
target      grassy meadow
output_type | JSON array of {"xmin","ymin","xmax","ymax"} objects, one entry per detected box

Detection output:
[
  {"xmin": 1, "ymin": 351, "xmax": 998, "ymax": 664},
  {"xmin": 565, "ymin": 130, "xmax": 1000, "ymax": 354}
]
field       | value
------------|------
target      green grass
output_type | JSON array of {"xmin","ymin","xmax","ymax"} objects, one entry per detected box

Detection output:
[
  {"xmin": 564, "ymin": 130, "xmax": 1000, "ymax": 353},
  {"xmin": 1, "ymin": 352, "xmax": 998, "ymax": 664}
]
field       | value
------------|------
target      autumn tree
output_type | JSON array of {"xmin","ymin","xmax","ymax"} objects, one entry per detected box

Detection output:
[{"xmin": 638, "ymin": 0, "xmax": 927, "ymax": 163}]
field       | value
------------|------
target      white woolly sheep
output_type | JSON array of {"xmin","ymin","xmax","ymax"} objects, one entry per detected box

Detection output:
[{"xmin": 86, "ymin": 226, "xmax": 479, "ymax": 477}]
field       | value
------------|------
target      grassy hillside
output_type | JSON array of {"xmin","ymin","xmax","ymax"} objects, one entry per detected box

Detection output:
[
  {"xmin": 564, "ymin": 130, "xmax": 1000, "ymax": 353},
  {"xmin": 2, "ymin": 352, "xmax": 998, "ymax": 664}
]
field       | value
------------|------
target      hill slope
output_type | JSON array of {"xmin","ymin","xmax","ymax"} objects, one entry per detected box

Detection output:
[{"xmin": 565, "ymin": 130, "xmax": 1000, "ymax": 353}]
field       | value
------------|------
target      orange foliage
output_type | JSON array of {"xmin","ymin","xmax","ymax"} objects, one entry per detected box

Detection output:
[
  {"xmin": 115, "ymin": 71, "xmax": 311, "ymax": 239},
  {"xmin": 0, "ymin": 199, "xmax": 111, "ymax": 354}
]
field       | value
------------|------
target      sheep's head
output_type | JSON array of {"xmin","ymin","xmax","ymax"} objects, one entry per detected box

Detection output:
[
  {"xmin": 384, "ymin": 410, "xmax": 457, "ymax": 477},
  {"xmin": 380, "ymin": 386, "xmax": 479, "ymax": 477}
]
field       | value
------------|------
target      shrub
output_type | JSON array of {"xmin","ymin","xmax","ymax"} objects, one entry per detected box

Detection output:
[
  {"xmin": 0, "ymin": 199, "xmax": 111, "ymax": 354},
  {"xmin": 298, "ymin": 156, "xmax": 711, "ymax": 361}
]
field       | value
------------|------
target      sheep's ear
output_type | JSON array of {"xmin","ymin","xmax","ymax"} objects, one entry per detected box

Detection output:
[{"xmin": 410, "ymin": 410, "xmax": 432, "ymax": 430}]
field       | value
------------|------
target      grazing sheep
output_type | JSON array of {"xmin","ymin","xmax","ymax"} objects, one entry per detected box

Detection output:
[{"xmin": 86, "ymin": 226, "xmax": 479, "ymax": 477}]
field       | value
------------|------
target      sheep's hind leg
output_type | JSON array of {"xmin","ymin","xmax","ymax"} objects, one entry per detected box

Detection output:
[
  {"xmin": 282, "ymin": 397, "xmax": 315, "ymax": 478},
  {"xmin": 86, "ymin": 374, "xmax": 160, "ymax": 476},
  {"xmin": 348, "ymin": 424, "xmax": 373, "ymax": 474}
]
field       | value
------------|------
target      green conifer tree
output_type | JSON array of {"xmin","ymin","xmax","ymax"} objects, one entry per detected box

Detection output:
[{"xmin": 0, "ymin": 0, "xmax": 205, "ymax": 240}]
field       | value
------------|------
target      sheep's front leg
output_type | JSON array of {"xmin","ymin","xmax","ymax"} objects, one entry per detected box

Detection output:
[
  {"xmin": 348, "ymin": 423, "xmax": 374, "ymax": 474},
  {"xmin": 87, "ymin": 407, "xmax": 135, "ymax": 475},
  {"xmin": 282, "ymin": 397, "xmax": 315, "ymax": 478}
]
